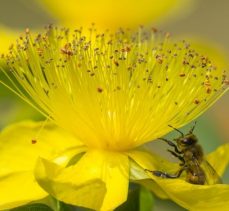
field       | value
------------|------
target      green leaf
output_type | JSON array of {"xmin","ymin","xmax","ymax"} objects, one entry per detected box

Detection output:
[
  {"xmin": 139, "ymin": 186, "xmax": 154, "ymax": 211},
  {"xmin": 115, "ymin": 183, "xmax": 154, "ymax": 211},
  {"xmin": 10, "ymin": 203, "xmax": 53, "ymax": 211},
  {"xmin": 56, "ymin": 201, "xmax": 77, "ymax": 211},
  {"xmin": 57, "ymin": 201, "xmax": 93, "ymax": 211}
]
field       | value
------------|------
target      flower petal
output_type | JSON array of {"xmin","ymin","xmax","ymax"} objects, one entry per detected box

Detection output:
[
  {"xmin": 206, "ymin": 143, "xmax": 229, "ymax": 177},
  {"xmin": 0, "ymin": 121, "xmax": 83, "ymax": 175},
  {"xmin": 35, "ymin": 158, "xmax": 106, "ymax": 210},
  {"xmin": 0, "ymin": 171, "xmax": 47, "ymax": 210},
  {"xmin": 128, "ymin": 149, "xmax": 178, "ymax": 174},
  {"xmin": 0, "ymin": 121, "xmax": 84, "ymax": 208},
  {"xmin": 127, "ymin": 149, "xmax": 176, "ymax": 199},
  {"xmin": 150, "ymin": 179, "xmax": 229, "ymax": 210},
  {"xmin": 35, "ymin": 150, "xmax": 129, "ymax": 210}
]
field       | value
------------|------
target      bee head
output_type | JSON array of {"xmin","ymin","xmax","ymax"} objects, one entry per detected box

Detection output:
[
  {"xmin": 169, "ymin": 122, "xmax": 198, "ymax": 149},
  {"xmin": 176, "ymin": 133, "xmax": 198, "ymax": 148}
]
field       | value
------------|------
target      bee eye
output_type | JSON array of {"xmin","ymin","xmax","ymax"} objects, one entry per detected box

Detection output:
[{"xmin": 181, "ymin": 138, "xmax": 192, "ymax": 145}]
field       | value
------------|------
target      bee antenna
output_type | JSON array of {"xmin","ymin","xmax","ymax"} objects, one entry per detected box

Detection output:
[
  {"xmin": 189, "ymin": 121, "xmax": 197, "ymax": 134},
  {"xmin": 168, "ymin": 125, "xmax": 184, "ymax": 137}
]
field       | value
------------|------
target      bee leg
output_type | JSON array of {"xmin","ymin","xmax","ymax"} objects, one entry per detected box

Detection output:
[
  {"xmin": 146, "ymin": 166, "xmax": 186, "ymax": 179},
  {"xmin": 189, "ymin": 121, "xmax": 197, "ymax": 134},
  {"xmin": 173, "ymin": 167, "xmax": 187, "ymax": 178},
  {"xmin": 159, "ymin": 138, "xmax": 182, "ymax": 154},
  {"xmin": 167, "ymin": 149, "xmax": 185, "ymax": 164}
]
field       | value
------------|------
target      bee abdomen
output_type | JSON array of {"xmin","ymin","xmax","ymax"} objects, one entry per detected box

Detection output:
[{"xmin": 186, "ymin": 169, "xmax": 206, "ymax": 185}]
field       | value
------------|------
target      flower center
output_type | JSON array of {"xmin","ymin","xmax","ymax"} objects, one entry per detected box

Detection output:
[{"xmin": 1, "ymin": 25, "xmax": 228, "ymax": 151}]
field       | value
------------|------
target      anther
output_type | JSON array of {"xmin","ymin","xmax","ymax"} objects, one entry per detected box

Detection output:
[
  {"xmin": 194, "ymin": 99, "xmax": 200, "ymax": 104},
  {"xmin": 179, "ymin": 73, "xmax": 186, "ymax": 77},
  {"xmin": 31, "ymin": 139, "xmax": 37, "ymax": 144},
  {"xmin": 97, "ymin": 87, "xmax": 103, "ymax": 93}
]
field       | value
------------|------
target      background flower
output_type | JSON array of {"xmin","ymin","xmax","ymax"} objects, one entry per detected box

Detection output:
[{"xmin": 36, "ymin": 0, "xmax": 193, "ymax": 30}]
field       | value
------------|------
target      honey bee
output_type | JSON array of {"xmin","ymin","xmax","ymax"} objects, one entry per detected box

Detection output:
[{"xmin": 147, "ymin": 122, "xmax": 221, "ymax": 185}]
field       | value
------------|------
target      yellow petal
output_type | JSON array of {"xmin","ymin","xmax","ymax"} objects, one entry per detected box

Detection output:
[
  {"xmin": 37, "ymin": 0, "xmax": 193, "ymax": 30},
  {"xmin": 127, "ymin": 150, "xmax": 175, "ymax": 199},
  {"xmin": 151, "ymin": 179, "xmax": 229, "ymax": 210},
  {"xmin": 128, "ymin": 155, "xmax": 168, "ymax": 199},
  {"xmin": 0, "ymin": 121, "xmax": 84, "ymax": 209},
  {"xmin": 0, "ymin": 171, "xmax": 47, "ymax": 210},
  {"xmin": 128, "ymin": 149, "xmax": 178, "ymax": 173},
  {"xmin": 35, "ymin": 158, "xmax": 106, "ymax": 210},
  {"xmin": 0, "ymin": 121, "xmax": 83, "ymax": 174},
  {"xmin": 137, "ymin": 179, "xmax": 168, "ymax": 200},
  {"xmin": 206, "ymin": 143, "xmax": 229, "ymax": 177},
  {"xmin": 35, "ymin": 150, "xmax": 129, "ymax": 210}
]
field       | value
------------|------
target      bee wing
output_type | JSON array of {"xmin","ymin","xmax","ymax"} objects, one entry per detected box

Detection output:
[
  {"xmin": 191, "ymin": 156, "xmax": 222, "ymax": 185},
  {"xmin": 201, "ymin": 159, "xmax": 222, "ymax": 185}
]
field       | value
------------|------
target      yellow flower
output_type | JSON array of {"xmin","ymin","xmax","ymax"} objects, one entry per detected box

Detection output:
[
  {"xmin": 0, "ymin": 26, "xmax": 228, "ymax": 210},
  {"xmin": 37, "ymin": 0, "xmax": 192, "ymax": 30}
]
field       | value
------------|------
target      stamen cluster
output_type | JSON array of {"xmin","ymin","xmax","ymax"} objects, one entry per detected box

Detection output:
[{"xmin": 1, "ymin": 25, "xmax": 228, "ymax": 150}]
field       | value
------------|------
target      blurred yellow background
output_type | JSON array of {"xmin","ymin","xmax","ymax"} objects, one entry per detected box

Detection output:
[{"xmin": 0, "ymin": 0, "xmax": 228, "ymax": 210}]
